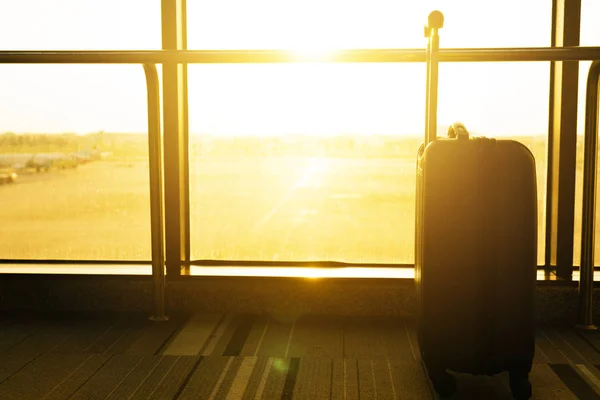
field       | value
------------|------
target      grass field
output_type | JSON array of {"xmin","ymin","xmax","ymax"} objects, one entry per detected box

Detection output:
[{"xmin": 0, "ymin": 133, "xmax": 593, "ymax": 267}]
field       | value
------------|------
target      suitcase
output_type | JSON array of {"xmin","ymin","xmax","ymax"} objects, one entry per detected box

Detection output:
[{"xmin": 415, "ymin": 11, "xmax": 537, "ymax": 399}]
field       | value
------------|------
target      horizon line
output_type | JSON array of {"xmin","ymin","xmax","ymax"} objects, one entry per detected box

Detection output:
[{"xmin": 0, "ymin": 131, "xmax": 559, "ymax": 138}]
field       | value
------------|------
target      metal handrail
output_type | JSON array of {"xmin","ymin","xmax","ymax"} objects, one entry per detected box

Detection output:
[
  {"xmin": 143, "ymin": 64, "xmax": 168, "ymax": 322},
  {"xmin": 578, "ymin": 60, "xmax": 600, "ymax": 330},
  {"xmin": 1, "ymin": 47, "xmax": 600, "ymax": 64}
]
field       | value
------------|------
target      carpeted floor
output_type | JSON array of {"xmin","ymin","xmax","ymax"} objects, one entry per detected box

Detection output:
[{"xmin": 1, "ymin": 311, "xmax": 600, "ymax": 399}]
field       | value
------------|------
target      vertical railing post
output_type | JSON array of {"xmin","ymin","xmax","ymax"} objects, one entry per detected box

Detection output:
[
  {"xmin": 424, "ymin": 27, "xmax": 431, "ymax": 142},
  {"xmin": 144, "ymin": 63, "xmax": 169, "ymax": 322},
  {"xmin": 162, "ymin": 0, "xmax": 189, "ymax": 277},
  {"xmin": 546, "ymin": 0, "xmax": 581, "ymax": 280},
  {"xmin": 577, "ymin": 60, "xmax": 600, "ymax": 330}
]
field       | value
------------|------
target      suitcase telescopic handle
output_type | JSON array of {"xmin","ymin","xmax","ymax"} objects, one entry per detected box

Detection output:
[
  {"xmin": 447, "ymin": 122, "xmax": 470, "ymax": 140},
  {"xmin": 424, "ymin": 10, "xmax": 444, "ymax": 145},
  {"xmin": 427, "ymin": 10, "xmax": 444, "ymax": 32}
]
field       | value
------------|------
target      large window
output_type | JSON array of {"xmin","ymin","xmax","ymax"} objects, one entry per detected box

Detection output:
[
  {"xmin": 0, "ymin": 0, "xmax": 558, "ymax": 267},
  {"xmin": 0, "ymin": 0, "xmax": 161, "ymax": 261},
  {"xmin": 187, "ymin": 0, "xmax": 551, "ymax": 264}
]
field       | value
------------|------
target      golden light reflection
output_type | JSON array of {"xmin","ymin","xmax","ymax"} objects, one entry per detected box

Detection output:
[
  {"xmin": 186, "ymin": 266, "xmax": 414, "ymax": 279},
  {"xmin": 293, "ymin": 157, "xmax": 329, "ymax": 189},
  {"xmin": 290, "ymin": 47, "xmax": 340, "ymax": 62},
  {"xmin": 0, "ymin": 264, "xmax": 582, "ymax": 281},
  {"xmin": 272, "ymin": 358, "xmax": 289, "ymax": 373}
]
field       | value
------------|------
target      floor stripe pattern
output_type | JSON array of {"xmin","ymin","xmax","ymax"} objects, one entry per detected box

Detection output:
[{"xmin": 2, "ymin": 313, "xmax": 600, "ymax": 399}]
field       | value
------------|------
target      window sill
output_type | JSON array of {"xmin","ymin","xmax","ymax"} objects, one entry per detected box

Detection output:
[{"xmin": 0, "ymin": 262, "xmax": 594, "ymax": 282}]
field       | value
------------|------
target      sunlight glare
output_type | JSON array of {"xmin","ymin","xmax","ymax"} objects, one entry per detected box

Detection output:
[
  {"xmin": 186, "ymin": 266, "xmax": 414, "ymax": 279},
  {"xmin": 290, "ymin": 47, "xmax": 340, "ymax": 62},
  {"xmin": 293, "ymin": 157, "xmax": 328, "ymax": 189}
]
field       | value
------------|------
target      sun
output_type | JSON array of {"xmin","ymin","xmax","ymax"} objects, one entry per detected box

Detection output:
[{"xmin": 290, "ymin": 46, "xmax": 340, "ymax": 62}]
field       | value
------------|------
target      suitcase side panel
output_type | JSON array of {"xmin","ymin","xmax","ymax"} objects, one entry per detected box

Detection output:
[
  {"xmin": 492, "ymin": 141, "xmax": 537, "ymax": 370},
  {"xmin": 416, "ymin": 138, "xmax": 537, "ymax": 374},
  {"xmin": 420, "ymin": 139, "xmax": 494, "ymax": 368}
]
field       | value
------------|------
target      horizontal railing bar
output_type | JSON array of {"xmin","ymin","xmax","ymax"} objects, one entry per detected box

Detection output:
[
  {"xmin": 1, "ymin": 47, "xmax": 600, "ymax": 64},
  {"xmin": 2, "ymin": 49, "xmax": 421, "ymax": 63},
  {"xmin": 189, "ymin": 260, "xmax": 552, "ymax": 269},
  {"xmin": 439, "ymin": 47, "xmax": 600, "ymax": 62},
  {"xmin": 0, "ymin": 259, "xmax": 150, "ymax": 265},
  {"xmin": 0, "ymin": 258, "xmax": 556, "ymax": 269},
  {"xmin": 190, "ymin": 259, "xmax": 411, "ymax": 268}
]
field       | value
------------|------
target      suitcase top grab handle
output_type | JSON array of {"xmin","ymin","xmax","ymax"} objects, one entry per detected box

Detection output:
[
  {"xmin": 447, "ymin": 122, "xmax": 469, "ymax": 140},
  {"xmin": 425, "ymin": 10, "xmax": 444, "ymax": 145}
]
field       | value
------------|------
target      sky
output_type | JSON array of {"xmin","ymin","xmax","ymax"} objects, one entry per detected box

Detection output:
[{"xmin": 0, "ymin": 0, "xmax": 598, "ymax": 136}]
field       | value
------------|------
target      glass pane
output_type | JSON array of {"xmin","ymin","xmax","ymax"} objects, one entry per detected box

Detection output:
[
  {"xmin": 574, "ymin": 0, "xmax": 600, "ymax": 267},
  {"xmin": 0, "ymin": 65, "xmax": 153, "ymax": 260},
  {"xmin": 573, "ymin": 61, "xmax": 590, "ymax": 268},
  {"xmin": 189, "ymin": 62, "xmax": 549, "ymax": 264},
  {"xmin": 0, "ymin": 0, "xmax": 161, "ymax": 50},
  {"xmin": 187, "ymin": 0, "xmax": 550, "ymax": 50},
  {"xmin": 189, "ymin": 64, "xmax": 423, "ymax": 263},
  {"xmin": 580, "ymin": 0, "xmax": 600, "ymax": 47},
  {"xmin": 0, "ymin": 1, "xmax": 160, "ymax": 261}
]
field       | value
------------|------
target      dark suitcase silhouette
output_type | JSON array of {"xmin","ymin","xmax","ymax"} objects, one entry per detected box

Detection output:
[{"xmin": 415, "ymin": 11, "xmax": 537, "ymax": 400}]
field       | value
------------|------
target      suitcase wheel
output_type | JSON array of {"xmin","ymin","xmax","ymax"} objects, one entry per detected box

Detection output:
[
  {"xmin": 427, "ymin": 367, "xmax": 457, "ymax": 398},
  {"xmin": 509, "ymin": 371, "xmax": 532, "ymax": 399}
]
